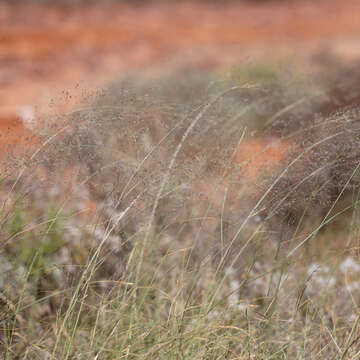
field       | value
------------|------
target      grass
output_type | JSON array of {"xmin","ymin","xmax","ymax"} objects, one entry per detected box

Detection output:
[{"xmin": 1, "ymin": 62, "xmax": 360, "ymax": 358}]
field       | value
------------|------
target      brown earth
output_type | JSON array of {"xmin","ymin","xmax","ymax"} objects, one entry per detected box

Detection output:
[{"xmin": 0, "ymin": 0, "xmax": 360, "ymax": 168}]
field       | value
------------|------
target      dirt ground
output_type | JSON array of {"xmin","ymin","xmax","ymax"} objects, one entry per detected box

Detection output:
[{"xmin": 1, "ymin": 0, "xmax": 360, "ymax": 154}]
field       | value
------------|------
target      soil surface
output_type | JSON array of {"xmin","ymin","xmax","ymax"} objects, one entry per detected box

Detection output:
[{"xmin": 1, "ymin": 0, "xmax": 360, "ymax": 156}]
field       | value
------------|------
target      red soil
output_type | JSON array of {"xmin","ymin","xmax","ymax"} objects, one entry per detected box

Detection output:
[
  {"xmin": 0, "ymin": 108, "xmax": 41, "ymax": 157},
  {"xmin": 235, "ymin": 138, "xmax": 290, "ymax": 180}
]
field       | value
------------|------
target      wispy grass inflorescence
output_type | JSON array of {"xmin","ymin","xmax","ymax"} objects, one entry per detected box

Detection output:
[{"xmin": 1, "ymin": 64, "xmax": 360, "ymax": 358}]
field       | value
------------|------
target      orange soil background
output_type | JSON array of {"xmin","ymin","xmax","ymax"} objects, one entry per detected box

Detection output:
[{"xmin": 1, "ymin": 0, "xmax": 360, "ymax": 167}]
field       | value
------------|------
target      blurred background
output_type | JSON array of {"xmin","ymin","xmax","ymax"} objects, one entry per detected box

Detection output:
[{"xmin": 1, "ymin": 0, "xmax": 360, "ymax": 150}]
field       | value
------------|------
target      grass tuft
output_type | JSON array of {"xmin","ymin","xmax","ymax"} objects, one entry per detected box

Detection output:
[{"xmin": 1, "ymin": 63, "xmax": 360, "ymax": 358}]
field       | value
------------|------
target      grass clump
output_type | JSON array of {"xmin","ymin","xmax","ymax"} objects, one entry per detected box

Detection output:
[{"xmin": 1, "ymin": 62, "xmax": 360, "ymax": 358}]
